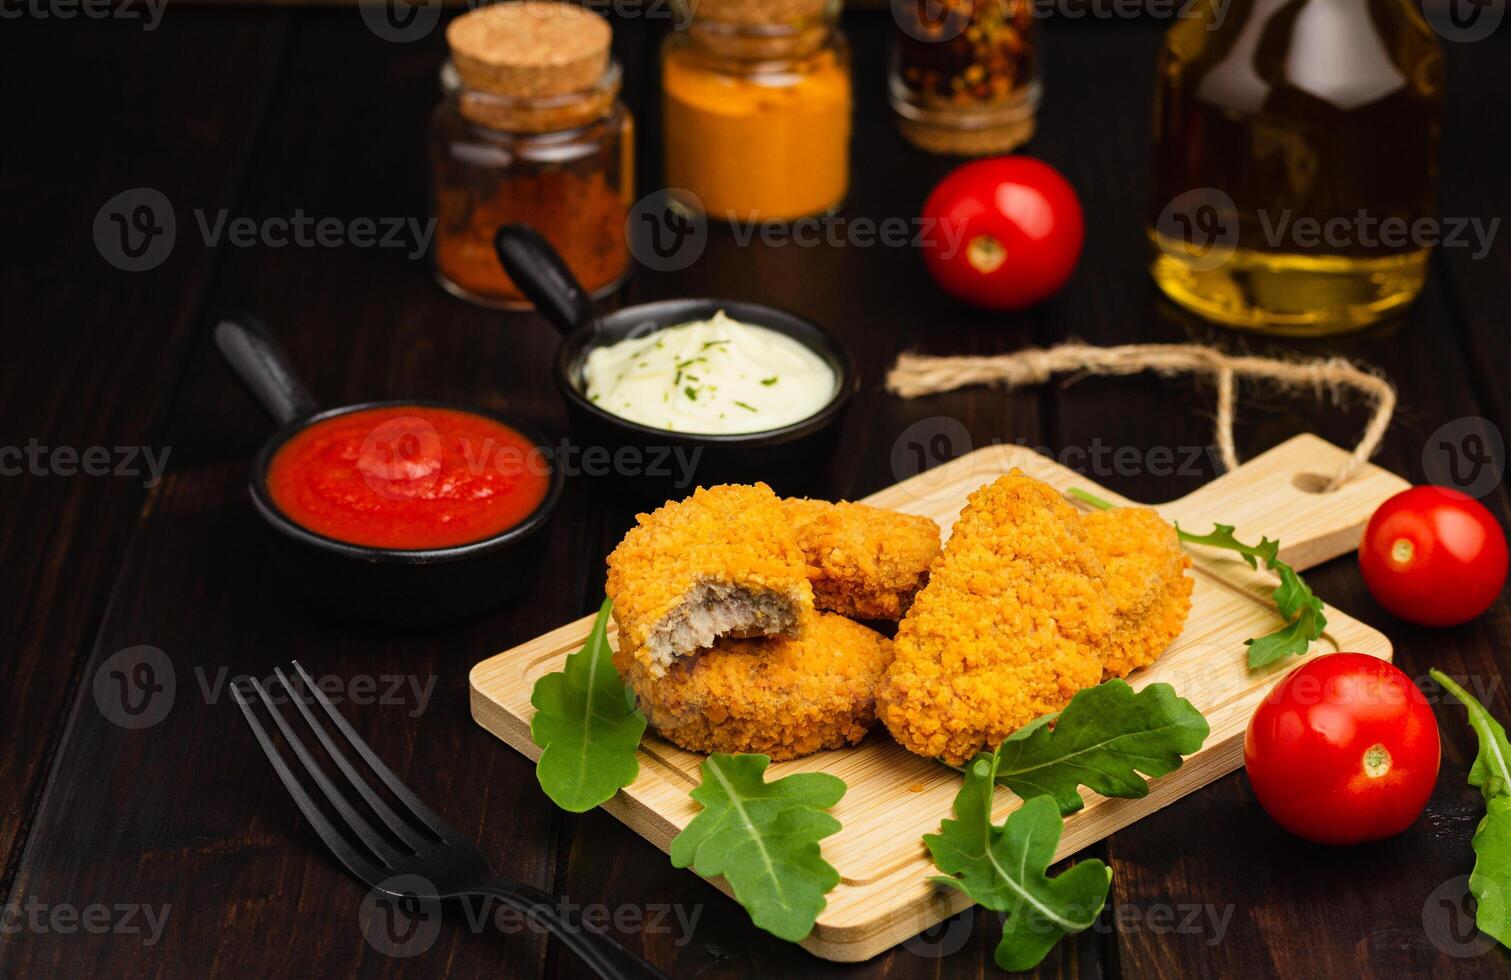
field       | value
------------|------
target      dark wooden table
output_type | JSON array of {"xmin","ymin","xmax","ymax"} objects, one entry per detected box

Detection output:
[{"xmin": 4, "ymin": 7, "xmax": 1510, "ymax": 978}]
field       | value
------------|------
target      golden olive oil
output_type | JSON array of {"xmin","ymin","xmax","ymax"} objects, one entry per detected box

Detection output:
[{"xmin": 1150, "ymin": 0, "xmax": 1443, "ymax": 335}]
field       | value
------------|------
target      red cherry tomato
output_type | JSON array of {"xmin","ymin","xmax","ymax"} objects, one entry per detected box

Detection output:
[
  {"xmin": 1244, "ymin": 653, "xmax": 1440, "ymax": 846},
  {"xmin": 920, "ymin": 156, "xmax": 1084, "ymax": 311},
  {"xmin": 1358, "ymin": 485, "xmax": 1508, "ymax": 627}
]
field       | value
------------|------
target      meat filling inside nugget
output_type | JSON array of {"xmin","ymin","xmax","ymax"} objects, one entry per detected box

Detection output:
[
  {"xmin": 606, "ymin": 483, "xmax": 813, "ymax": 678},
  {"xmin": 1082, "ymin": 507, "xmax": 1194, "ymax": 679},
  {"xmin": 878, "ymin": 472, "xmax": 1115, "ymax": 765},
  {"xmin": 783, "ymin": 498, "xmax": 941, "ymax": 620},
  {"xmin": 616, "ymin": 611, "xmax": 894, "ymax": 761}
]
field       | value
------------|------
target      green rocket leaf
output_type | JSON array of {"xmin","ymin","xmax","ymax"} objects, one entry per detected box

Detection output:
[
  {"xmin": 1173, "ymin": 522, "xmax": 1327, "ymax": 669},
  {"xmin": 926, "ymin": 752, "xmax": 1111, "ymax": 971},
  {"xmin": 530, "ymin": 597, "xmax": 646, "ymax": 812},
  {"xmin": 995, "ymin": 680, "xmax": 1210, "ymax": 814},
  {"xmin": 1432, "ymin": 668, "xmax": 1511, "ymax": 949},
  {"xmin": 1472, "ymin": 797, "xmax": 1511, "ymax": 949},
  {"xmin": 670, "ymin": 754, "xmax": 844, "ymax": 942},
  {"xmin": 1433, "ymin": 669, "xmax": 1511, "ymax": 802}
]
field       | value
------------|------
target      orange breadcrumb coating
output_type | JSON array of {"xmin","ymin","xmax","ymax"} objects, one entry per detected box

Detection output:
[
  {"xmin": 877, "ymin": 471, "xmax": 1115, "ymax": 765},
  {"xmin": 783, "ymin": 498, "xmax": 942, "ymax": 620},
  {"xmin": 605, "ymin": 483, "xmax": 813, "ymax": 677},
  {"xmin": 1083, "ymin": 508, "xmax": 1193, "ymax": 679},
  {"xmin": 615, "ymin": 611, "xmax": 894, "ymax": 761}
]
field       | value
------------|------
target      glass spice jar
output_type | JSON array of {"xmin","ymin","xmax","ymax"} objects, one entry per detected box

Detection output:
[
  {"xmin": 662, "ymin": 0, "xmax": 852, "ymax": 222},
  {"xmin": 430, "ymin": 1, "xmax": 633, "ymax": 309},
  {"xmin": 890, "ymin": 0, "xmax": 1039, "ymax": 156}
]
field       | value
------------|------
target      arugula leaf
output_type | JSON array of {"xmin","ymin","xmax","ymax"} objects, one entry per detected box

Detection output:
[
  {"xmin": 1473, "ymin": 797, "xmax": 1511, "ymax": 949},
  {"xmin": 926, "ymin": 753, "xmax": 1111, "ymax": 971},
  {"xmin": 1178, "ymin": 523, "xmax": 1327, "ymax": 668},
  {"xmin": 1432, "ymin": 670, "xmax": 1511, "ymax": 801},
  {"xmin": 995, "ymin": 680, "xmax": 1210, "ymax": 814},
  {"xmin": 670, "ymin": 754, "xmax": 844, "ymax": 942},
  {"xmin": 1431, "ymin": 669, "xmax": 1511, "ymax": 949},
  {"xmin": 1066, "ymin": 490, "xmax": 1326, "ymax": 671},
  {"xmin": 529, "ymin": 598, "xmax": 646, "ymax": 812}
]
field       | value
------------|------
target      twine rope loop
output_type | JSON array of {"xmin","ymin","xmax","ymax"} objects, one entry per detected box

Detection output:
[{"xmin": 885, "ymin": 343, "xmax": 1396, "ymax": 491}]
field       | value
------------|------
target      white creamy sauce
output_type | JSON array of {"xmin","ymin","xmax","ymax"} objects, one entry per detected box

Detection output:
[{"xmin": 582, "ymin": 311, "xmax": 836, "ymax": 434}]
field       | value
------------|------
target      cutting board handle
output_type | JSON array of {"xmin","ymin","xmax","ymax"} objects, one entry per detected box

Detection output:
[{"xmin": 1159, "ymin": 434, "xmax": 1411, "ymax": 572}]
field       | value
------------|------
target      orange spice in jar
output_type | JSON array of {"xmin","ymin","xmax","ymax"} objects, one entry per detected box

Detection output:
[
  {"xmin": 431, "ymin": 1, "xmax": 633, "ymax": 308},
  {"xmin": 662, "ymin": 0, "xmax": 851, "ymax": 223}
]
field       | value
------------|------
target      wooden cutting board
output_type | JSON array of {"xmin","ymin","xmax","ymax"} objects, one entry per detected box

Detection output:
[{"xmin": 470, "ymin": 434, "xmax": 1410, "ymax": 963}]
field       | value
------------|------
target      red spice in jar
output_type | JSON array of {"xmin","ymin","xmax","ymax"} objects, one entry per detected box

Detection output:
[{"xmin": 430, "ymin": 2, "xmax": 633, "ymax": 308}]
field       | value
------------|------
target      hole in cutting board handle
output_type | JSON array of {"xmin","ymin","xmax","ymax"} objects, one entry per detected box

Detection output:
[{"xmin": 1291, "ymin": 472, "xmax": 1332, "ymax": 494}]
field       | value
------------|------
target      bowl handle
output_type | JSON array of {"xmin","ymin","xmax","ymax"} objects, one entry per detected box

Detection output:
[
  {"xmin": 493, "ymin": 224, "xmax": 594, "ymax": 337},
  {"xmin": 214, "ymin": 314, "xmax": 321, "ymax": 427}
]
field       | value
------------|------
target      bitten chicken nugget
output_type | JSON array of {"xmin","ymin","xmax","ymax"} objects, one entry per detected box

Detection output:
[
  {"xmin": 877, "ymin": 471, "xmax": 1114, "ymax": 765},
  {"xmin": 605, "ymin": 483, "xmax": 813, "ymax": 678},
  {"xmin": 1082, "ymin": 508, "xmax": 1193, "ymax": 679},
  {"xmin": 783, "ymin": 498, "xmax": 941, "ymax": 620},
  {"xmin": 615, "ymin": 611, "xmax": 894, "ymax": 761}
]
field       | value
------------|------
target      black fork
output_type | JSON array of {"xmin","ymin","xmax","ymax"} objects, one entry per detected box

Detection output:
[{"xmin": 235, "ymin": 661, "xmax": 667, "ymax": 980}]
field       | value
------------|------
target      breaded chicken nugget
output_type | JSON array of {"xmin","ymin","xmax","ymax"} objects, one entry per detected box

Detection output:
[
  {"xmin": 877, "ymin": 471, "xmax": 1114, "ymax": 765},
  {"xmin": 615, "ymin": 611, "xmax": 894, "ymax": 761},
  {"xmin": 1082, "ymin": 508, "xmax": 1193, "ymax": 679},
  {"xmin": 605, "ymin": 483, "xmax": 813, "ymax": 678},
  {"xmin": 783, "ymin": 498, "xmax": 941, "ymax": 620}
]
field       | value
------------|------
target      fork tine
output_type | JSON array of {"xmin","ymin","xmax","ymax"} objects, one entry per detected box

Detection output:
[
  {"xmin": 246, "ymin": 674, "xmax": 405, "ymax": 869},
  {"xmin": 291, "ymin": 660, "xmax": 460, "ymax": 843},
  {"xmin": 234, "ymin": 679, "xmax": 385, "ymax": 885},
  {"xmin": 276, "ymin": 666, "xmax": 432, "ymax": 852}
]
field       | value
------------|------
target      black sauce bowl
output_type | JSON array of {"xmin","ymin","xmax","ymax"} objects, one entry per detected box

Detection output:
[
  {"xmin": 494, "ymin": 224, "xmax": 859, "ymax": 496},
  {"xmin": 216, "ymin": 315, "xmax": 563, "ymax": 625}
]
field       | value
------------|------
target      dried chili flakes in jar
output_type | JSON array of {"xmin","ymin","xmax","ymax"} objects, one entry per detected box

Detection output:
[{"xmin": 890, "ymin": 0, "xmax": 1040, "ymax": 156}]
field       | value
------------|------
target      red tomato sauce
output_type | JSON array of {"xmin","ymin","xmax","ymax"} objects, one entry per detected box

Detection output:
[{"xmin": 266, "ymin": 405, "xmax": 551, "ymax": 550}]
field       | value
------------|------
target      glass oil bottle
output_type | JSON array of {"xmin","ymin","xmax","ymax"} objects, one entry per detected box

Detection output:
[{"xmin": 1149, "ymin": 0, "xmax": 1443, "ymax": 335}]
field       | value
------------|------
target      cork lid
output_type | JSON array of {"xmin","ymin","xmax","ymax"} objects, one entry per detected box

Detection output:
[
  {"xmin": 681, "ymin": 0, "xmax": 832, "ymax": 26},
  {"xmin": 447, "ymin": 2, "xmax": 612, "ymax": 98}
]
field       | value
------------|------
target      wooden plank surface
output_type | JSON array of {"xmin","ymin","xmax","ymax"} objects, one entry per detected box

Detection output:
[
  {"xmin": 1, "ymin": 9, "xmax": 1508, "ymax": 980},
  {"xmin": 0, "ymin": 11, "xmax": 289, "ymax": 893}
]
